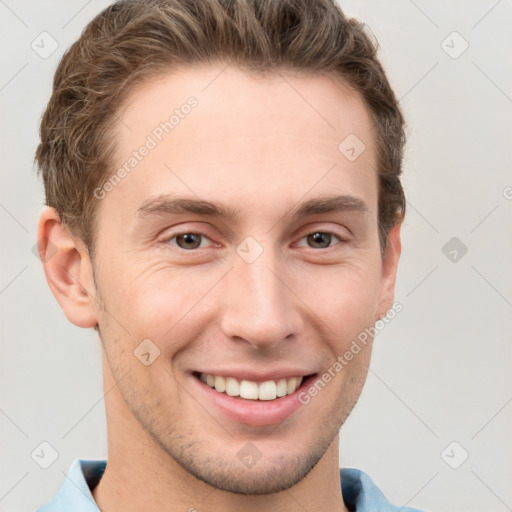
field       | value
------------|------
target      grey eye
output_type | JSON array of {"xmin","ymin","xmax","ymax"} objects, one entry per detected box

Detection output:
[{"xmin": 306, "ymin": 232, "xmax": 334, "ymax": 249}]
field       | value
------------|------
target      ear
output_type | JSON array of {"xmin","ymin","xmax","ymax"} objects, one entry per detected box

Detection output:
[
  {"xmin": 36, "ymin": 206, "xmax": 98, "ymax": 328},
  {"xmin": 376, "ymin": 222, "xmax": 402, "ymax": 319}
]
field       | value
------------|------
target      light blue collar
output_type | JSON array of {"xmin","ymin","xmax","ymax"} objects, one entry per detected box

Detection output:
[{"xmin": 37, "ymin": 458, "xmax": 423, "ymax": 511}]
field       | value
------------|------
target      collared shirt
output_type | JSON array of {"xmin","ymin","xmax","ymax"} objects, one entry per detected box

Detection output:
[{"xmin": 36, "ymin": 458, "xmax": 424, "ymax": 511}]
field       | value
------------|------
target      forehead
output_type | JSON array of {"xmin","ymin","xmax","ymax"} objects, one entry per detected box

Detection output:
[
  {"xmin": 116, "ymin": 64, "xmax": 374, "ymax": 151},
  {"xmin": 101, "ymin": 65, "xmax": 378, "ymax": 226}
]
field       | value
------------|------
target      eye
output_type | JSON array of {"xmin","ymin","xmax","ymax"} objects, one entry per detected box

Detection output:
[
  {"xmin": 297, "ymin": 231, "xmax": 343, "ymax": 249},
  {"xmin": 166, "ymin": 232, "xmax": 212, "ymax": 250},
  {"xmin": 163, "ymin": 230, "xmax": 345, "ymax": 252}
]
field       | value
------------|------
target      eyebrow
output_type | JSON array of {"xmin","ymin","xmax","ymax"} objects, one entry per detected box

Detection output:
[{"xmin": 136, "ymin": 194, "xmax": 369, "ymax": 222}]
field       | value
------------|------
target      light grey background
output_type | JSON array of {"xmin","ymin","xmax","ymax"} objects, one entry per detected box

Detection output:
[{"xmin": 1, "ymin": 1, "xmax": 511, "ymax": 511}]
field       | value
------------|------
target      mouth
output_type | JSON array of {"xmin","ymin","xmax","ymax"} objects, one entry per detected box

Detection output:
[
  {"xmin": 192, "ymin": 371, "xmax": 315, "ymax": 401},
  {"xmin": 190, "ymin": 370, "xmax": 318, "ymax": 426}
]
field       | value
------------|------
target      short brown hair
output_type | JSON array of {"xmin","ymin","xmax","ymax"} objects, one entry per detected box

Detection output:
[{"xmin": 35, "ymin": 0, "xmax": 406, "ymax": 254}]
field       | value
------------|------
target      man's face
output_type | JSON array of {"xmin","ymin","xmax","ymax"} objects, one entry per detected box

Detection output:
[{"xmin": 89, "ymin": 65, "xmax": 399, "ymax": 494}]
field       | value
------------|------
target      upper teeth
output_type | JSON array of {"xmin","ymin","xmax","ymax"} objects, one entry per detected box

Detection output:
[{"xmin": 199, "ymin": 373, "xmax": 304, "ymax": 401}]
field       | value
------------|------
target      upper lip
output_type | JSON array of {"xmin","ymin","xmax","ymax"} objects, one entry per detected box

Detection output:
[{"xmin": 192, "ymin": 368, "xmax": 317, "ymax": 383}]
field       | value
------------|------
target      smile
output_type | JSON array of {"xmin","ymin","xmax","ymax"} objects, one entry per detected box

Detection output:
[{"xmin": 198, "ymin": 372, "xmax": 304, "ymax": 401}]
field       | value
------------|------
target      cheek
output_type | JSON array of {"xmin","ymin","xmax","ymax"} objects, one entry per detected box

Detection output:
[
  {"xmin": 296, "ymin": 261, "xmax": 382, "ymax": 336},
  {"xmin": 102, "ymin": 266, "xmax": 215, "ymax": 349}
]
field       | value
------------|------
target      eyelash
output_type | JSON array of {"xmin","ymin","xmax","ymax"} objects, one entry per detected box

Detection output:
[{"xmin": 162, "ymin": 230, "xmax": 346, "ymax": 251}]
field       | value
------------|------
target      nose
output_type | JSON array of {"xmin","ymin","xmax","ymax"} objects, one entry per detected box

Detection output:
[{"xmin": 219, "ymin": 245, "xmax": 302, "ymax": 350}]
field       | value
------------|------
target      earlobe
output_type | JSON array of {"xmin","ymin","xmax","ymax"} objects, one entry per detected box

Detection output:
[
  {"xmin": 377, "ymin": 222, "xmax": 402, "ymax": 319},
  {"xmin": 36, "ymin": 207, "xmax": 98, "ymax": 328}
]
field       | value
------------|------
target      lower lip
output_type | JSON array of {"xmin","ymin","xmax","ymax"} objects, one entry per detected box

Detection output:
[{"xmin": 189, "ymin": 373, "xmax": 317, "ymax": 426}]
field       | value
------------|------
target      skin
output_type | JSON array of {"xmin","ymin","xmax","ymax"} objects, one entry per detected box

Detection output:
[{"xmin": 38, "ymin": 64, "xmax": 401, "ymax": 512}]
